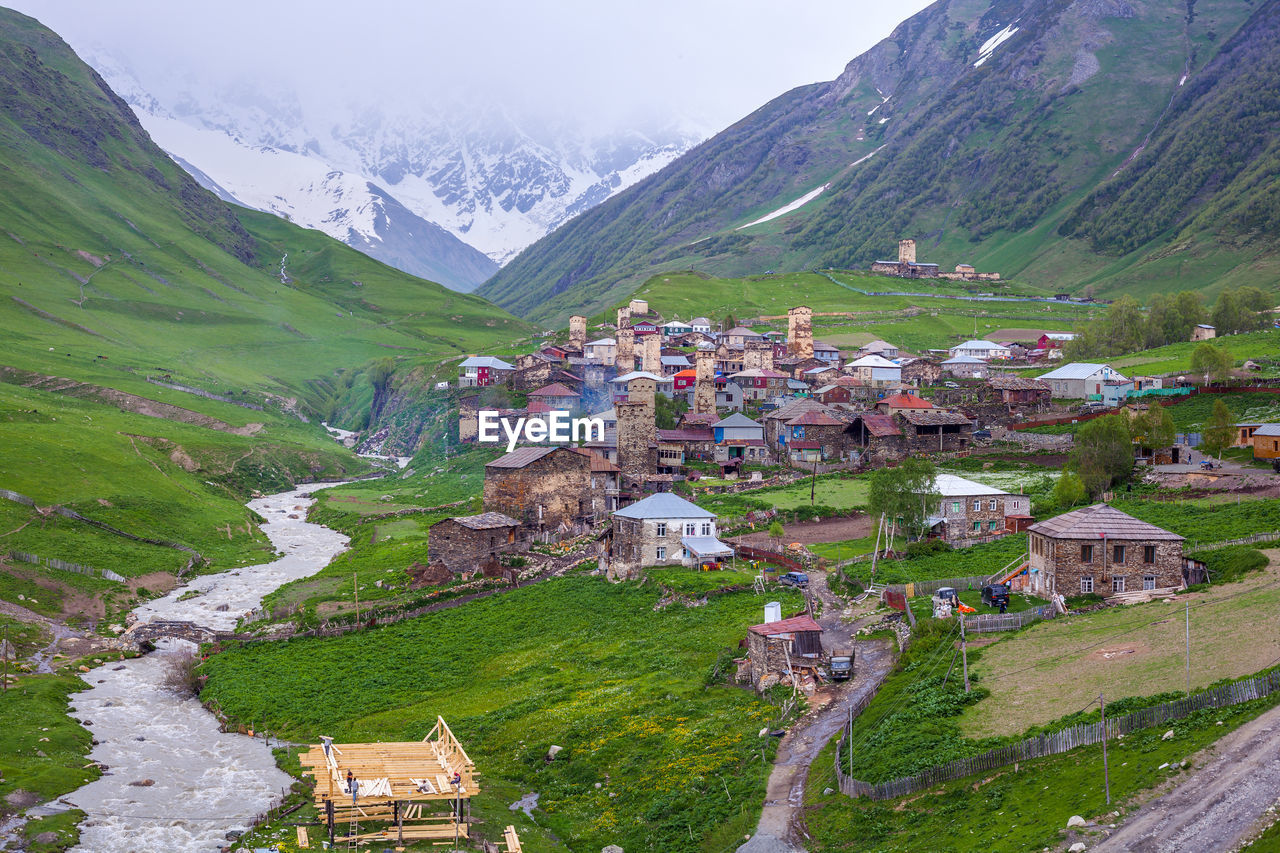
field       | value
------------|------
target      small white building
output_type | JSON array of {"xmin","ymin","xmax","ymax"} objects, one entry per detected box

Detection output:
[
  {"xmin": 1038, "ymin": 363, "xmax": 1127, "ymax": 399},
  {"xmin": 931, "ymin": 473, "xmax": 1031, "ymax": 544},
  {"xmin": 949, "ymin": 340, "xmax": 1012, "ymax": 360},
  {"xmin": 458, "ymin": 355, "xmax": 515, "ymax": 387},
  {"xmin": 941, "ymin": 355, "xmax": 989, "ymax": 379},
  {"xmin": 607, "ymin": 492, "xmax": 733, "ymax": 579},
  {"xmin": 847, "ymin": 354, "xmax": 902, "ymax": 386},
  {"xmin": 691, "ymin": 317, "xmax": 713, "ymax": 334}
]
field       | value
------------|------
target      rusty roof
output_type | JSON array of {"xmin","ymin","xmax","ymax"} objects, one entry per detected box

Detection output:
[
  {"xmin": 1027, "ymin": 504, "xmax": 1183, "ymax": 541},
  {"xmin": 788, "ymin": 410, "xmax": 844, "ymax": 426},
  {"xmin": 988, "ymin": 376, "xmax": 1051, "ymax": 391},
  {"xmin": 657, "ymin": 428, "xmax": 714, "ymax": 442},
  {"xmin": 569, "ymin": 446, "xmax": 619, "ymax": 472},
  {"xmin": 528, "ymin": 382, "xmax": 581, "ymax": 398},
  {"xmin": 444, "ymin": 512, "xmax": 521, "ymax": 530},
  {"xmin": 852, "ymin": 414, "xmax": 902, "ymax": 436},
  {"xmin": 748, "ymin": 615, "xmax": 824, "ymax": 636},
  {"xmin": 901, "ymin": 410, "xmax": 973, "ymax": 426}
]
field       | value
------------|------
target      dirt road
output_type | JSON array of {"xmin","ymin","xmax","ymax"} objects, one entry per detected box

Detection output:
[
  {"xmin": 738, "ymin": 572, "xmax": 895, "ymax": 853},
  {"xmin": 1093, "ymin": 701, "xmax": 1280, "ymax": 852}
]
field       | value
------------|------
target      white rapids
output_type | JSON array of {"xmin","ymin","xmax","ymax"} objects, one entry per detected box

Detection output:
[{"xmin": 60, "ymin": 484, "xmax": 350, "ymax": 853}]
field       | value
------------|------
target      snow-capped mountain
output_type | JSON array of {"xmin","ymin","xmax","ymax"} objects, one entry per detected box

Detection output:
[{"xmin": 88, "ymin": 53, "xmax": 706, "ymax": 291}]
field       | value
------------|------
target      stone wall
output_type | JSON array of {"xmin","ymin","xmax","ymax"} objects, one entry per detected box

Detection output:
[
  {"xmin": 641, "ymin": 335, "xmax": 662, "ymax": 374},
  {"xmin": 787, "ymin": 306, "xmax": 813, "ymax": 359},
  {"xmin": 1030, "ymin": 535, "xmax": 1183, "ymax": 597},
  {"xmin": 693, "ymin": 349, "xmax": 717, "ymax": 414},
  {"xmin": 744, "ymin": 340, "xmax": 774, "ymax": 371},
  {"xmin": 483, "ymin": 448, "xmax": 592, "ymax": 532}
]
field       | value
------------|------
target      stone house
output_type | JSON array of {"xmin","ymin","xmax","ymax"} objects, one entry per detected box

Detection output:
[
  {"xmin": 746, "ymin": 613, "xmax": 825, "ymax": 690},
  {"xmin": 722, "ymin": 326, "xmax": 765, "ymax": 348},
  {"xmin": 876, "ymin": 392, "xmax": 934, "ymax": 417},
  {"xmin": 859, "ymin": 340, "xmax": 899, "ymax": 359},
  {"xmin": 844, "ymin": 413, "xmax": 906, "ymax": 465},
  {"xmin": 584, "ymin": 337, "xmax": 617, "ymax": 363},
  {"xmin": 931, "ymin": 474, "xmax": 1031, "ymax": 544},
  {"xmin": 988, "ymin": 375, "xmax": 1052, "ymax": 410},
  {"xmin": 527, "ymin": 382, "xmax": 581, "ymax": 413},
  {"xmin": 847, "ymin": 355, "xmax": 901, "ymax": 386},
  {"xmin": 514, "ymin": 352, "xmax": 559, "ymax": 391},
  {"xmin": 427, "ymin": 512, "xmax": 523, "ymax": 573},
  {"xmin": 898, "ymin": 410, "xmax": 974, "ymax": 453},
  {"xmin": 483, "ymin": 446, "xmax": 594, "ymax": 535},
  {"xmin": 1027, "ymin": 504, "xmax": 1185, "ymax": 598},
  {"xmin": 949, "ymin": 340, "xmax": 1012, "ymax": 360},
  {"xmin": 784, "ymin": 410, "xmax": 847, "ymax": 461},
  {"xmin": 941, "ymin": 356, "xmax": 989, "ymax": 379},
  {"xmin": 813, "ymin": 384, "xmax": 851, "ymax": 405},
  {"xmin": 731, "ymin": 368, "xmax": 791, "ymax": 401},
  {"xmin": 605, "ymin": 492, "xmax": 731, "ymax": 580},
  {"xmin": 763, "ymin": 398, "xmax": 834, "ymax": 450},
  {"xmin": 657, "ymin": 427, "xmax": 714, "ymax": 471},
  {"xmin": 802, "ymin": 365, "xmax": 841, "ymax": 387},
  {"xmin": 900, "ymin": 357, "xmax": 942, "ymax": 387},
  {"xmin": 786, "ymin": 357, "xmax": 828, "ymax": 380},
  {"xmin": 458, "ymin": 355, "xmax": 516, "ymax": 388},
  {"xmin": 1191, "ymin": 324, "xmax": 1216, "ymax": 341}
]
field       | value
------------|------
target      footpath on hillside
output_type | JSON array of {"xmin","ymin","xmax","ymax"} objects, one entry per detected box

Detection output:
[{"xmin": 738, "ymin": 571, "xmax": 895, "ymax": 853}]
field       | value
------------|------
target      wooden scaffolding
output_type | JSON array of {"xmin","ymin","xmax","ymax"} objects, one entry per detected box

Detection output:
[{"xmin": 299, "ymin": 716, "xmax": 479, "ymax": 847}]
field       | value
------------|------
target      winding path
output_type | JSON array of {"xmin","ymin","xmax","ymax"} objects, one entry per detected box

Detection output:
[{"xmin": 738, "ymin": 572, "xmax": 896, "ymax": 853}]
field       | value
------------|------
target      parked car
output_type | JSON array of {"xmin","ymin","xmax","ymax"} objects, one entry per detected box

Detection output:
[
  {"xmin": 981, "ymin": 583, "xmax": 1011, "ymax": 609},
  {"xmin": 973, "ymin": 429, "xmax": 992, "ymax": 439},
  {"xmin": 1080, "ymin": 401, "xmax": 1109, "ymax": 413},
  {"xmin": 778, "ymin": 571, "xmax": 809, "ymax": 588}
]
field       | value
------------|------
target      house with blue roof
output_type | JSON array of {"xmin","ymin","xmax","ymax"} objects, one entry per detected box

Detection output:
[{"xmin": 605, "ymin": 492, "xmax": 733, "ymax": 580}]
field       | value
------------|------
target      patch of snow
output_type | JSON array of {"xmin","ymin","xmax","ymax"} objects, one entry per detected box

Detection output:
[
  {"xmin": 737, "ymin": 183, "xmax": 830, "ymax": 230},
  {"xmin": 1179, "ymin": 74, "xmax": 1187, "ymax": 86},
  {"xmin": 974, "ymin": 23, "xmax": 1020, "ymax": 67},
  {"xmin": 879, "ymin": 117, "xmax": 890, "ymax": 124}
]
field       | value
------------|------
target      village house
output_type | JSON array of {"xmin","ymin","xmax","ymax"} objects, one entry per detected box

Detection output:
[
  {"xmin": 657, "ymin": 427, "xmax": 715, "ymax": 471},
  {"xmin": 846, "ymin": 354, "xmax": 901, "ymax": 387},
  {"xmin": 660, "ymin": 319, "xmax": 692, "ymax": 338},
  {"xmin": 859, "ymin": 340, "xmax": 899, "ymax": 359},
  {"xmin": 584, "ymin": 337, "xmax": 617, "ymax": 363},
  {"xmin": 1191, "ymin": 324, "xmax": 1217, "ymax": 341},
  {"xmin": 1037, "ymin": 333, "xmax": 1077, "ymax": 349},
  {"xmin": 988, "ymin": 375, "xmax": 1052, "ymax": 410},
  {"xmin": 949, "ymin": 340, "xmax": 1012, "ymax": 360},
  {"xmin": 802, "ymin": 365, "xmax": 840, "ymax": 386},
  {"xmin": 1027, "ymin": 504, "xmax": 1185, "ymax": 598},
  {"xmin": 690, "ymin": 317, "xmax": 712, "ymax": 334},
  {"xmin": 610, "ymin": 370, "xmax": 671, "ymax": 403},
  {"xmin": 458, "ymin": 355, "xmax": 516, "ymax": 388},
  {"xmin": 745, "ymin": 609, "xmax": 825, "ymax": 690},
  {"xmin": 899, "ymin": 357, "xmax": 942, "ymax": 387},
  {"xmin": 527, "ymin": 382, "xmax": 581, "ymax": 413},
  {"xmin": 631, "ymin": 320, "xmax": 659, "ymax": 336},
  {"xmin": 483, "ymin": 446, "xmax": 595, "ymax": 536},
  {"xmin": 1251, "ymin": 424, "xmax": 1280, "ymax": 459},
  {"xmin": 731, "ymin": 368, "xmax": 791, "ymax": 401},
  {"xmin": 763, "ymin": 398, "xmax": 833, "ymax": 450},
  {"xmin": 813, "ymin": 383, "xmax": 851, "ymax": 405},
  {"xmin": 844, "ymin": 413, "xmax": 904, "ymax": 465},
  {"xmin": 1038, "ymin": 363, "xmax": 1127, "ymax": 399},
  {"xmin": 513, "ymin": 352, "xmax": 559, "ymax": 391},
  {"xmin": 784, "ymin": 409, "xmax": 848, "ymax": 462},
  {"xmin": 605, "ymin": 492, "xmax": 732, "ymax": 580},
  {"xmin": 722, "ymin": 326, "xmax": 765, "ymax": 348},
  {"xmin": 660, "ymin": 354, "xmax": 692, "ymax": 375},
  {"xmin": 673, "ymin": 368, "xmax": 697, "ymax": 393},
  {"xmin": 876, "ymin": 392, "xmax": 934, "ymax": 417},
  {"xmin": 930, "ymin": 474, "xmax": 1032, "ymax": 544},
  {"xmin": 716, "ymin": 379, "xmax": 745, "ymax": 411},
  {"xmin": 870, "ymin": 238, "xmax": 941, "ymax": 278},
  {"xmin": 714, "ymin": 412, "xmax": 765, "ymax": 443},
  {"xmin": 941, "ymin": 355, "xmax": 989, "ymax": 380},
  {"xmin": 898, "ymin": 410, "xmax": 975, "ymax": 453},
  {"xmin": 427, "ymin": 512, "xmax": 523, "ymax": 573},
  {"xmin": 812, "ymin": 341, "xmax": 841, "ymax": 363}
]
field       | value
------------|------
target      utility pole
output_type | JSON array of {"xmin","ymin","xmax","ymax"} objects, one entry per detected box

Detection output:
[
  {"xmin": 2, "ymin": 623, "xmax": 7, "ymax": 692},
  {"xmin": 1100, "ymin": 692, "xmax": 1111, "ymax": 805},
  {"xmin": 810, "ymin": 457, "xmax": 819, "ymax": 505},
  {"xmin": 1185, "ymin": 600, "xmax": 1191, "ymax": 696},
  {"xmin": 960, "ymin": 614, "xmax": 970, "ymax": 693}
]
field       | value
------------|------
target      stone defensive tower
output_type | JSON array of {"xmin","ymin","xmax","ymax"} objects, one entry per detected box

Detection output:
[
  {"xmin": 641, "ymin": 334, "xmax": 662, "ymax": 375},
  {"xmin": 625, "ymin": 375, "xmax": 657, "ymax": 424},
  {"xmin": 744, "ymin": 340, "xmax": 774, "ymax": 372},
  {"xmin": 693, "ymin": 348, "xmax": 717, "ymax": 415},
  {"xmin": 616, "ymin": 305, "xmax": 632, "ymax": 330},
  {"xmin": 615, "ymin": 328, "xmax": 636, "ymax": 374},
  {"xmin": 898, "ymin": 239, "xmax": 916, "ymax": 265},
  {"xmin": 568, "ymin": 315, "xmax": 587, "ymax": 350},
  {"xmin": 615, "ymin": 401, "xmax": 656, "ymax": 483},
  {"xmin": 787, "ymin": 306, "xmax": 813, "ymax": 359}
]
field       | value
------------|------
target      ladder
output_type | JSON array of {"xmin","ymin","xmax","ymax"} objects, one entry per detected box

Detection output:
[{"xmin": 346, "ymin": 805, "xmax": 358, "ymax": 851}]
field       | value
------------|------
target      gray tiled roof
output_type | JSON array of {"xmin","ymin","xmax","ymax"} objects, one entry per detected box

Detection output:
[
  {"xmin": 1027, "ymin": 504, "xmax": 1183, "ymax": 540},
  {"xmin": 447, "ymin": 512, "xmax": 521, "ymax": 530},
  {"xmin": 614, "ymin": 492, "xmax": 716, "ymax": 520}
]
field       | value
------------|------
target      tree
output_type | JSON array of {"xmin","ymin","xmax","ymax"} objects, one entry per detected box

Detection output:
[
  {"xmin": 721, "ymin": 313, "xmax": 737, "ymax": 332},
  {"xmin": 1202, "ymin": 398, "xmax": 1237, "ymax": 460},
  {"xmin": 1190, "ymin": 343, "xmax": 1234, "ymax": 384},
  {"xmin": 768, "ymin": 520, "xmax": 785, "ymax": 551},
  {"xmin": 1147, "ymin": 404, "xmax": 1176, "ymax": 450},
  {"xmin": 867, "ymin": 458, "xmax": 940, "ymax": 542},
  {"xmin": 1213, "ymin": 286, "xmax": 1271, "ymax": 335},
  {"xmin": 654, "ymin": 393, "xmax": 688, "ymax": 430},
  {"xmin": 1069, "ymin": 414, "xmax": 1133, "ymax": 498},
  {"xmin": 1052, "ymin": 470, "xmax": 1088, "ymax": 508}
]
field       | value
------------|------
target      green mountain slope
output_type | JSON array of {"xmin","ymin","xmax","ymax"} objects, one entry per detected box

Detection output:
[{"xmin": 480, "ymin": 0, "xmax": 1276, "ymax": 323}]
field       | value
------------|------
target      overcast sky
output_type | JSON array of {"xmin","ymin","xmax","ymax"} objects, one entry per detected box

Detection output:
[{"xmin": 12, "ymin": 0, "xmax": 933, "ymax": 133}]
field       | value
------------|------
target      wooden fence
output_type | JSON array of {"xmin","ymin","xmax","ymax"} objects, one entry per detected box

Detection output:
[
  {"xmin": 5, "ymin": 549, "xmax": 125, "ymax": 583},
  {"xmin": 1185, "ymin": 531, "xmax": 1280, "ymax": 553},
  {"xmin": 882, "ymin": 576, "xmax": 990, "ymax": 598},
  {"xmin": 835, "ymin": 667, "xmax": 1280, "ymax": 801},
  {"xmin": 962, "ymin": 605, "xmax": 1057, "ymax": 633},
  {"xmin": 733, "ymin": 544, "xmax": 803, "ymax": 572}
]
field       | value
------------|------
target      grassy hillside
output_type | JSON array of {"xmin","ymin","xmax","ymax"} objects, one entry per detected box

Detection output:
[{"xmin": 480, "ymin": 0, "xmax": 1275, "ymax": 323}]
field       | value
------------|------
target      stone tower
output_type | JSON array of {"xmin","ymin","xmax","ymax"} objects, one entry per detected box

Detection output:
[
  {"xmin": 898, "ymin": 239, "xmax": 916, "ymax": 265},
  {"xmin": 615, "ymin": 328, "xmax": 636, "ymax": 374},
  {"xmin": 787, "ymin": 306, "xmax": 813, "ymax": 359},
  {"xmin": 568, "ymin": 315, "xmax": 587, "ymax": 350},
  {"xmin": 625, "ymin": 375, "xmax": 657, "ymax": 424},
  {"xmin": 616, "ymin": 305, "xmax": 632, "ymax": 330},
  {"xmin": 693, "ymin": 348, "xmax": 717, "ymax": 415},
  {"xmin": 615, "ymin": 401, "xmax": 656, "ymax": 483},
  {"xmin": 744, "ymin": 340, "xmax": 774, "ymax": 372},
  {"xmin": 641, "ymin": 334, "xmax": 662, "ymax": 375}
]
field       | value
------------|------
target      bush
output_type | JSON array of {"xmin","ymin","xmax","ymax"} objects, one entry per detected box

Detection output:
[
  {"xmin": 905, "ymin": 540, "xmax": 952, "ymax": 559},
  {"xmin": 1187, "ymin": 545, "xmax": 1269, "ymax": 585}
]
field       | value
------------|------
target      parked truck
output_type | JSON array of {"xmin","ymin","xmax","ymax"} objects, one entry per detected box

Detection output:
[{"xmin": 829, "ymin": 647, "xmax": 854, "ymax": 681}]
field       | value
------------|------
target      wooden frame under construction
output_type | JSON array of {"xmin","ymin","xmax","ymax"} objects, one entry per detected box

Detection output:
[{"xmin": 299, "ymin": 716, "xmax": 479, "ymax": 846}]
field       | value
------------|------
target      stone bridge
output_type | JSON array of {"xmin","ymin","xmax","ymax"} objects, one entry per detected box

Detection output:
[{"xmin": 127, "ymin": 620, "xmax": 236, "ymax": 646}]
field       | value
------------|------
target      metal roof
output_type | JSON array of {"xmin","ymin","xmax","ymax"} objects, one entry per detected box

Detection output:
[
  {"xmin": 1038, "ymin": 362, "xmax": 1115, "ymax": 380},
  {"xmin": 1028, "ymin": 504, "xmax": 1183, "ymax": 540},
  {"xmin": 612, "ymin": 371, "xmax": 665, "ymax": 384},
  {"xmin": 613, "ymin": 492, "xmax": 716, "ymax": 520},
  {"xmin": 460, "ymin": 355, "xmax": 515, "ymax": 370},
  {"xmin": 585, "ymin": 337, "xmax": 616, "ymax": 347},
  {"xmin": 942, "ymin": 356, "xmax": 987, "ymax": 365},
  {"xmin": 849, "ymin": 355, "xmax": 898, "ymax": 368},
  {"xmin": 951, "ymin": 340, "xmax": 1007, "ymax": 351},
  {"xmin": 528, "ymin": 382, "xmax": 580, "ymax": 398},
  {"xmin": 934, "ymin": 473, "xmax": 1008, "ymax": 498},
  {"xmin": 714, "ymin": 413, "xmax": 762, "ymax": 429},
  {"xmin": 681, "ymin": 535, "xmax": 734, "ymax": 557},
  {"xmin": 485, "ymin": 446, "xmax": 574, "ymax": 469},
  {"xmin": 879, "ymin": 393, "xmax": 933, "ymax": 409},
  {"xmin": 852, "ymin": 414, "xmax": 902, "ymax": 437},
  {"xmin": 1253, "ymin": 424, "xmax": 1280, "ymax": 437},
  {"xmin": 748, "ymin": 615, "xmax": 823, "ymax": 637},
  {"xmin": 569, "ymin": 447, "xmax": 620, "ymax": 472}
]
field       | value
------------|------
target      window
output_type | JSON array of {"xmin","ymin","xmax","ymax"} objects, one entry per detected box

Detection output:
[
  {"xmin": 656, "ymin": 546, "xmax": 666, "ymax": 561},
  {"xmin": 952, "ymin": 501, "xmax": 961, "ymax": 513},
  {"xmin": 1143, "ymin": 575, "xmax": 1156, "ymax": 590},
  {"xmin": 1143, "ymin": 545, "xmax": 1156, "ymax": 563},
  {"xmin": 989, "ymin": 499, "xmax": 998, "ymax": 511},
  {"xmin": 1081, "ymin": 544, "xmax": 1094, "ymax": 563},
  {"xmin": 973, "ymin": 500, "xmax": 981, "ymax": 511},
  {"xmin": 681, "ymin": 547, "xmax": 688, "ymax": 559},
  {"xmin": 972, "ymin": 521, "xmax": 981, "ymax": 532},
  {"xmin": 656, "ymin": 522, "xmax": 666, "ymax": 537},
  {"xmin": 701, "ymin": 523, "xmax": 712, "ymax": 536},
  {"xmin": 1113, "ymin": 545, "xmax": 1125, "ymax": 563},
  {"xmin": 1080, "ymin": 576, "xmax": 1094, "ymax": 594},
  {"xmin": 989, "ymin": 520, "xmax": 1000, "ymax": 531},
  {"xmin": 1113, "ymin": 576, "xmax": 1126, "ymax": 593},
  {"xmin": 686, "ymin": 523, "xmax": 697, "ymax": 536}
]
